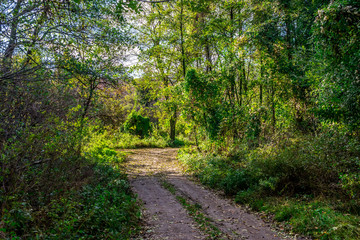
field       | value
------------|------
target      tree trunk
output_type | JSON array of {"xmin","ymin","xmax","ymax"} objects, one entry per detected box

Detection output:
[
  {"xmin": 271, "ymin": 84, "xmax": 276, "ymax": 133},
  {"xmin": 170, "ymin": 107, "xmax": 177, "ymax": 142},
  {"xmin": 24, "ymin": 4, "xmax": 48, "ymax": 66},
  {"xmin": 260, "ymin": 54, "xmax": 264, "ymax": 105},
  {"xmin": 205, "ymin": 43, "xmax": 212, "ymax": 72},
  {"xmin": 238, "ymin": 60, "xmax": 243, "ymax": 106},
  {"xmin": 3, "ymin": 0, "xmax": 23, "ymax": 73}
]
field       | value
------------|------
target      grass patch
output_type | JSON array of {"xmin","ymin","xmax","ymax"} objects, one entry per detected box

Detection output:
[
  {"xmin": 160, "ymin": 179, "xmax": 177, "ymax": 195},
  {"xmin": 160, "ymin": 179, "xmax": 224, "ymax": 239},
  {"xmin": 35, "ymin": 164, "xmax": 140, "ymax": 239},
  {"xmin": 176, "ymin": 196, "xmax": 223, "ymax": 240}
]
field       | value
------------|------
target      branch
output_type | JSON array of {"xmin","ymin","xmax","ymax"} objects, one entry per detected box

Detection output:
[{"xmin": 18, "ymin": 159, "xmax": 51, "ymax": 171}]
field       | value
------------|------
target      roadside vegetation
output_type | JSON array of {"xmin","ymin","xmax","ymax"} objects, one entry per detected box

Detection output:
[
  {"xmin": 179, "ymin": 128, "xmax": 360, "ymax": 239},
  {"xmin": 1, "ymin": 124, "xmax": 140, "ymax": 239}
]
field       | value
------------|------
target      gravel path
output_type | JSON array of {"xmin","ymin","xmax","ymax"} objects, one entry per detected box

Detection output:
[{"xmin": 124, "ymin": 148, "xmax": 290, "ymax": 240}]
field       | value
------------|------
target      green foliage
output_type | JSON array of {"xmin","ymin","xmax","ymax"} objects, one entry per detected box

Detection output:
[
  {"xmin": 102, "ymin": 129, "xmax": 188, "ymax": 150},
  {"xmin": 181, "ymin": 130, "xmax": 360, "ymax": 199},
  {"xmin": 179, "ymin": 127, "xmax": 360, "ymax": 239},
  {"xmin": 245, "ymin": 111, "xmax": 262, "ymax": 148},
  {"xmin": 123, "ymin": 111, "xmax": 152, "ymax": 138},
  {"xmin": 0, "ymin": 127, "xmax": 140, "ymax": 239},
  {"xmin": 184, "ymin": 69, "xmax": 224, "ymax": 140},
  {"xmin": 314, "ymin": 0, "xmax": 360, "ymax": 130},
  {"xmin": 2, "ymin": 0, "xmax": 360, "ymax": 239},
  {"xmin": 222, "ymin": 170, "xmax": 254, "ymax": 195},
  {"xmin": 235, "ymin": 189, "xmax": 258, "ymax": 205},
  {"xmin": 113, "ymin": 132, "xmax": 167, "ymax": 149},
  {"xmin": 340, "ymin": 173, "xmax": 360, "ymax": 199},
  {"xmin": 83, "ymin": 129, "xmax": 127, "ymax": 164},
  {"xmin": 256, "ymin": 199, "xmax": 360, "ymax": 240},
  {"xmin": 1, "ymin": 0, "xmax": 141, "ymax": 237},
  {"xmin": 52, "ymin": 164, "xmax": 139, "ymax": 239}
]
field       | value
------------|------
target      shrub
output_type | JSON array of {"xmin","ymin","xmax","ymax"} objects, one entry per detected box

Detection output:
[
  {"xmin": 123, "ymin": 111, "xmax": 151, "ymax": 138},
  {"xmin": 221, "ymin": 170, "xmax": 254, "ymax": 195}
]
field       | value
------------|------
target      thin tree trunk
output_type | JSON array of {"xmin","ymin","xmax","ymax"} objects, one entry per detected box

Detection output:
[
  {"xmin": 271, "ymin": 84, "xmax": 276, "ymax": 133},
  {"xmin": 242, "ymin": 58, "xmax": 247, "ymax": 93},
  {"xmin": 205, "ymin": 43, "xmax": 212, "ymax": 72},
  {"xmin": 3, "ymin": 0, "xmax": 23, "ymax": 73},
  {"xmin": 260, "ymin": 54, "xmax": 264, "ymax": 105},
  {"xmin": 24, "ymin": 5, "xmax": 48, "ymax": 66},
  {"xmin": 79, "ymin": 80, "xmax": 96, "ymax": 144},
  {"xmin": 170, "ymin": 107, "xmax": 177, "ymax": 142},
  {"xmin": 194, "ymin": 125, "xmax": 201, "ymax": 152},
  {"xmin": 239, "ymin": 68, "xmax": 243, "ymax": 106}
]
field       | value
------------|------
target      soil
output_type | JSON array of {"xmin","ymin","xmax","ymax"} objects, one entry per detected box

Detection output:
[{"xmin": 124, "ymin": 148, "xmax": 295, "ymax": 240}]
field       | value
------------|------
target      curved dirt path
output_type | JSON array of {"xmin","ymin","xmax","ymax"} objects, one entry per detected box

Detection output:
[{"xmin": 124, "ymin": 148, "xmax": 291, "ymax": 240}]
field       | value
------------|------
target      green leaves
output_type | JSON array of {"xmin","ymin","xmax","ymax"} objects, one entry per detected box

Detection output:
[{"xmin": 124, "ymin": 111, "xmax": 152, "ymax": 138}]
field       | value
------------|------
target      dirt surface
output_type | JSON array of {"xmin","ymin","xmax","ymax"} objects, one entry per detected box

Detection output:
[{"xmin": 124, "ymin": 148, "xmax": 292, "ymax": 240}]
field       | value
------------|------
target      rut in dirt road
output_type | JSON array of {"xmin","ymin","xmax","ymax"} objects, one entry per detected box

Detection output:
[{"xmin": 124, "ymin": 148, "xmax": 290, "ymax": 240}]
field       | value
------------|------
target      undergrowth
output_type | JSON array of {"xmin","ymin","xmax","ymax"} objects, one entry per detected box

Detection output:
[
  {"xmin": 0, "ymin": 123, "xmax": 140, "ymax": 239},
  {"xmin": 103, "ymin": 131, "xmax": 188, "ymax": 149},
  {"xmin": 179, "ymin": 129, "xmax": 360, "ymax": 239}
]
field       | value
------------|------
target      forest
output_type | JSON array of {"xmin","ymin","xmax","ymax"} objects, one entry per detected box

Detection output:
[{"xmin": 0, "ymin": 0, "xmax": 359, "ymax": 239}]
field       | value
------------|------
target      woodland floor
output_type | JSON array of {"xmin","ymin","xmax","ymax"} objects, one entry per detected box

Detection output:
[{"xmin": 123, "ymin": 148, "xmax": 300, "ymax": 240}]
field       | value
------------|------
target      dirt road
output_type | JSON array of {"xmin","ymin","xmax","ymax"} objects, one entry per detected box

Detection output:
[{"xmin": 124, "ymin": 148, "xmax": 291, "ymax": 240}]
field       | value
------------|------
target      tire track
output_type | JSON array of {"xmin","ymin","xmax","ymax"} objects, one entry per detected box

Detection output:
[{"xmin": 124, "ymin": 148, "xmax": 291, "ymax": 240}]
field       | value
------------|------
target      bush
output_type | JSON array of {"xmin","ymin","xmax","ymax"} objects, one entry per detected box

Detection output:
[
  {"xmin": 123, "ymin": 111, "xmax": 151, "ymax": 138},
  {"xmin": 221, "ymin": 170, "xmax": 254, "ymax": 195}
]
